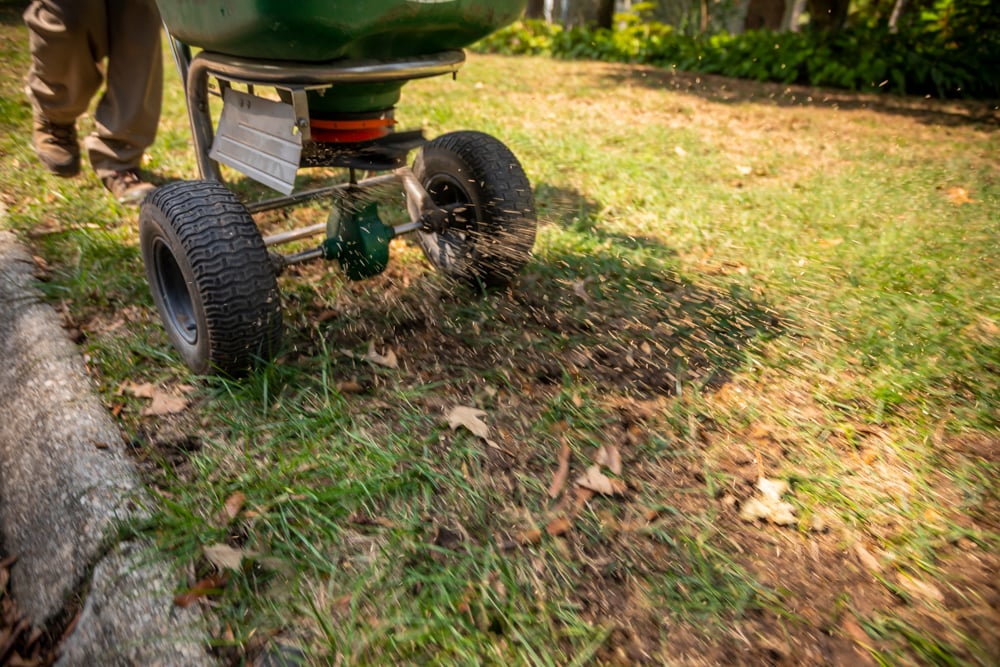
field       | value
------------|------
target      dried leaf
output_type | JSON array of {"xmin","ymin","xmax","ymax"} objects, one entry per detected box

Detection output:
[
  {"xmin": 674, "ymin": 145, "xmax": 688, "ymax": 157},
  {"xmin": 595, "ymin": 445, "xmax": 622, "ymax": 475},
  {"xmin": 945, "ymin": 186, "xmax": 974, "ymax": 205},
  {"xmin": 548, "ymin": 441, "xmax": 571, "ymax": 499},
  {"xmin": 363, "ymin": 341, "xmax": 398, "ymax": 368},
  {"xmin": 123, "ymin": 381, "xmax": 157, "ymax": 399},
  {"xmin": 142, "ymin": 390, "xmax": 189, "ymax": 416},
  {"xmin": 173, "ymin": 573, "xmax": 226, "ymax": 608},
  {"xmin": 739, "ymin": 477, "xmax": 797, "ymax": 526},
  {"xmin": 222, "ymin": 492, "xmax": 246, "ymax": 522},
  {"xmin": 546, "ymin": 517, "xmax": 572, "ymax": 536},
  {"xmin": 446, "ymin": 406, "xmax": 490, "ymax": 439},
  {"xmin": 336, "ymin": 380, "xmax": 365, "ymax": 394},
  {"xmin": 575, "ymin": 464, "xmax": 627, "ymax": 496},
  {"xmin": 517, "ymin": 529, "xmax": 542, "ymax": 546},
  {"xmin": 853, "ymin": 542, "xmax": 882, "ymax": 573},
  {"xmin": 573, "ymin": 486, "xmax": 595, "ymax": 512},
  {"xmin": 204, "ymin": 543, "xmax": 244, "ymax": 571}
]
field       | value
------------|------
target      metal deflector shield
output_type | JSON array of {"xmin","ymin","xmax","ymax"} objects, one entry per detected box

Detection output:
[{"xmin": 209, "ymin": 88, "xmax": 302, "ymax": 195}]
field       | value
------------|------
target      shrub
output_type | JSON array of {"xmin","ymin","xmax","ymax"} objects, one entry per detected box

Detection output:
[{"xmin": 472, "ymin": 17, "xmax": 1000, "ymax": 99}]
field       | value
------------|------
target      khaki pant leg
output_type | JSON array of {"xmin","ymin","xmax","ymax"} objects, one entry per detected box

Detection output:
[
  {"xmin": 23, "ymin": 0, "xmax": 106, "ymax": 125},
  {"xmin": 86, "ymin": 0, "xmax": 162, "ymax": 177}
]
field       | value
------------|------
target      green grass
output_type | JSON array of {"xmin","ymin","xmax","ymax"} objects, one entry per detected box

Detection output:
[{"xmin": 1, "ymin": 6, "xmax": 997, "ymax": 664}]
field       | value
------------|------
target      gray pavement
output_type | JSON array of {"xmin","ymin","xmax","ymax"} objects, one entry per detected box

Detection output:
[{"xmin": 0, "ymin": 218, "xmax": 214, "ymax": 666}]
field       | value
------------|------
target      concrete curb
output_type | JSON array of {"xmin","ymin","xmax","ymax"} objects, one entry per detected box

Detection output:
[{"xmin": 0, "ymin": 223, "xmax": 214, "ymax": 666}]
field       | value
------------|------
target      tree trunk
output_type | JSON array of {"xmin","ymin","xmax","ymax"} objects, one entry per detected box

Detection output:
[
  {"xmin": 596, "ymin": 0, "xmax": 615, "ymax": 29},
  {"xmin": 745, "ymin": 0, "xmax": 786, "ymax": 30},
  {"xmin": 525, "ymin": 0, "xmax": 546, "ymax": 19},
  {"xmin": 806, "ymin": 0, "xmax": 849, "ymax": 31},
  {"xmin": 888, "ymin": 0, "xmax": 907, "ymax": 32},
  {"xmin": 782, "ymin": 0, "xmax": 808, "ymax": 31}
]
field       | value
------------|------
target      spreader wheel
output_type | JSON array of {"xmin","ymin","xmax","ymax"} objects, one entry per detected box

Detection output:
[
  {"xmin": 411, "ymin": 131, "xmax": 537, "ymax": 288},
  {"xmin": 139, "ymin": 180, "xmax": 282, "ymax": 376}
]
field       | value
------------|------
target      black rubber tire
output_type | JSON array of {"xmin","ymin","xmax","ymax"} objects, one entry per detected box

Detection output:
[
  {"xmin": 411, "ymin": 131, "xmax": 537, "ymax": 288},
  {"xmin": 139, "ymin": 180, "xmax": 282, "ymax": 376}
]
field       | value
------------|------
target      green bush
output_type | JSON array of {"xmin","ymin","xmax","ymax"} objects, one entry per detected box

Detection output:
[{"xmin": 472, "ymin": 18, "xmax": 1000, "ymax": 99}]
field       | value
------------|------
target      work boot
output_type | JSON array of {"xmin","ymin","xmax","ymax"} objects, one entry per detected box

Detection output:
[
  {"xmin": 32, "ymin": 116, "xmax": 80, "ymax": 177},
  {"xmin": 102, "ymin": 169, "xmax": 156, "ymax": 205}
]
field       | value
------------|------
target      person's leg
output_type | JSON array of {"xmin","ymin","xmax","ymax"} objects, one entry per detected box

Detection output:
[
  {"xmin": 23, "ymin": 0, "xmax": 106, "ymax": 175},
  {"xmin": 86, "ymin": 0, "xmax": 162, "ymax": 183}
]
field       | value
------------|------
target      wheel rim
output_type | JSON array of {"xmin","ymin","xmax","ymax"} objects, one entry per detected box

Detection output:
[
  {"xmin": 152, "ymin": 238, "xmax": 198, "ymax": 346},
  {"xmin": 423, "ymin": 173, "xmax": 474, "ymax": 264}
]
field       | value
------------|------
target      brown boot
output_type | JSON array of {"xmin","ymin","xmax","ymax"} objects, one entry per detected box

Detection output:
[
  {"xmin": 101, "ymin": 169, "xmax": 156, "ymax": 205},
  {"xmin": 32, "ymin": 116, "xmax": 80, "ymax": 177}
]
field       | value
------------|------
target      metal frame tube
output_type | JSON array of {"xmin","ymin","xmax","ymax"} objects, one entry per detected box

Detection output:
[{"xmin": 246, "ymin": 173, "xmax": 400, "ymax": 215}]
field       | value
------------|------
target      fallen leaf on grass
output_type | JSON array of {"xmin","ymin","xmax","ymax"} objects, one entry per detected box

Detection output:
[
  {"xmin": 446, "ymin": 406, "xmax": 490, "ymax": 439},
  {"xmin": 123, "ymin": 381, "xmax": 189, "ymax": 416},
  {"xmin": 548, "ymin": 440, "xmax": 571, "ymax": 499},
  {"xmin": 173, "ymin": 573, "xmax": 227, "ymax": 608},
  {"xmin": 575, "ymin": 464, "xmax": 627, "ymax": 496},
  {"xmin": 363, "ymin": 341, "xmax": 398, "ymax": 368},
  {"xmin": 853, "ymin": 542, "xmax": 883, "ymax": 573},
  {"xmin": 594, "ymin": 445, "xmax": 622, "ymax": 475},
  {"xmin": 517, "ymin": 529, "xmax": 542, "ymax": 546},
  {"xmin": 335, "ymin": 380, "xmax": 365, "ymax": 394},
  {"xmin": 739, "ymin": 477, "xmax": 797, "ymax": 526},
  {"xmin": 498, "ymin": 528, "xmax": 543, "ymax": 550},
  {"xmin": 204, "ymin": 543, "xmax": 244, "ymax": 571},
  {"xmin": 222, "ymin": 492, "xmax": 246, "ymax": 522},
  {"xmin": 573, "ymin": 486, "xmax": 595, "ymax": 512},
  {"xmin": 122, "ymin": 381, "xmax": 156, "ymax": 399},
  {"xmin": 945, "ymin": 186, "xmax": 974, "ymax": 205},
  {"xmin": 546, "ymin": 517, "xmax": 572, "ymax": 536},
  {"xmin": 143, "ymin": 391, "xmax": 189, "ymax": 416}
]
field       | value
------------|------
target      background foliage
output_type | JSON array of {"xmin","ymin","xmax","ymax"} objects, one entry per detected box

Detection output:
[{"xmin": 479, "ymin": 0, "xmax": 1000, "ymax": 98}]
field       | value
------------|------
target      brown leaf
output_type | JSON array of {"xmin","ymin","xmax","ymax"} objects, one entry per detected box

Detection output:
[
  {"xmin": 142, "ymin": 390, "xmax": 189, "ymax": 416},
  {"xmin": 573, "ymin": 486, "xmax": 595, "ymax": 512},
  {"xmin": 222, "ymin": 492, "xmax": 246, "ymax": 522},
  {"xmin": 548, "ymin": 441, "xmax": 571, "ymax": 499},
  {"xmin": 595, "ymin": 445, "xmax": 622, "ymax": 475},
  {"xmin": 545, "ymin": 517, "xmax": 572, "ymax": 536},
  {"xmin": 853, "ymin": 542, "xmax": 882, "ymax": 573},
  {"xmin": 446, "ymin": 406, "xmax": 490, "ymax": 439},
  {"xmin": 336, "ymin": 380, "xmax": 365, "ymax": 394},
  {"xmin": 739, "ymin": 477, "xmax": 797, "ymax": 526},
  {"xmin": 124, "ymin": 381, "xmax": 189, "ymax": 416},
  {"xmin": 122, "ymin": 381, "xmax": 157, "ymax": 399},
  {"xmin": 173, "ymin": 573, "xmax": 227, "ymax": 607},
  {"xmin": 575, "ymin": 464, "xmax": 627, "ymax": 496},
  {"xmin": 204, "ymin": 543, "xmax": 244, "ymax": 571},
  {"xmin": 363, "ymin": 341, "xmax": 398, "ymax": 368},
  {"xmin": 517, "ymin": 529, "xmax": 542, "ymax": 546},
  {"xmin": 945, "ymin": 186, "xmax": 974, "ymax": 205}
]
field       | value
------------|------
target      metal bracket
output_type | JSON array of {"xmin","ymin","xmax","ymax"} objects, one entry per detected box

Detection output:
[{"xmin": 209, "ymin": 88, "xmax": 303, "ymax": 194}]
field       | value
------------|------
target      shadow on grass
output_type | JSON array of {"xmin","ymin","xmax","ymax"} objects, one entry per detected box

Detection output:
[
  {"xmin": 283, "ymin": 181, "xmax": 783, "ymax": 400},
  {"xmin": 596, "ymin": 62, "xmax": 1000, "ymax": 130}
]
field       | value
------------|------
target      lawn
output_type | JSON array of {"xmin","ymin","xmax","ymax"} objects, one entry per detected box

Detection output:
[{"xmin": 0, "ymin": 4, "xmax": 997, "ymax": 665}]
